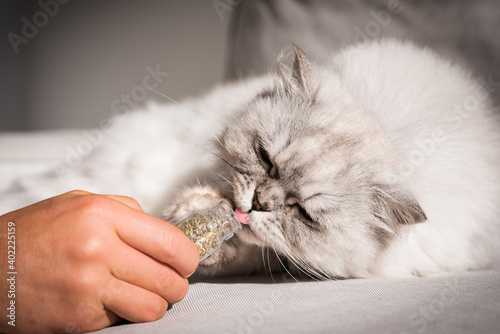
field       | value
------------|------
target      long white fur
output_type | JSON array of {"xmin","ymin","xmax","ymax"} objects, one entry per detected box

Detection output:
[{"xmin": 336, "ymin": 41, "xmax": 500, "ymax": 276}]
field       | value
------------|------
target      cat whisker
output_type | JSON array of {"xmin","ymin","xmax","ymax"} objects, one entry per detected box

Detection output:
[
  {"xmin": 281, "ymin": 250, "xmax": 322, "ymax": 282},
  {"xmin": 292, "ymin": 251, "xmax": 329, "ymax": 280},
  {"xmin": 305, "ymin": 258, "xmax": 336, "ymax": 280},
  {"xmin": 261, "ymin": 236, "xmax": 276, "ymax": 282},
  {"xmin": 189, "ymin": 143, "xmax": 237, "ymax": 172},
  {"xmin": 261, "ymin": 243, "xmax": 267, "ymax": 276},
  {"xmin": 265, "ymin": 246, "xmax": 275, "ymax": 281},
  {"xmin": 214, "ymin": 172, "xmax": 234, "ymax": 187},
  {"xmin": 204, "ymin": 174, "xmax": 232, "ymax": 187},
  {"xmin": 205, "ymin": 180, "xmax": 232, "ymax": 192},
  {"xmin": 147, "ymin": 88, "xmax": 224, "ymax": 147},
  {"xmin": 293, "ymin": 252, "xmax": 332, "ymax": 280},
  {"xmin": 271, "ymin": 244, "xmax": 298, "ymax": 282},
  {"xmin": 260, "ymin": 234, "xmax": 269, "ymax": 276},
  {"xmin": 275, "ymin": 244, "xmax": 326, "ymax": 281}
]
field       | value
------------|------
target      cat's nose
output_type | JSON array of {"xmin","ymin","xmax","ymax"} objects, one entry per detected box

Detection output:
[
  {"xmin": 252, "ymin": 192, "xmax": 267, "ymax": 211},
  {"xmin": 252, "ymin": 179, "xmax": 283, "ymax": 212}
]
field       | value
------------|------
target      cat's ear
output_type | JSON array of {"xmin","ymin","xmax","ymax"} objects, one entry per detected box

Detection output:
[
  {"xmin": 277, "ymin": 44, "xmax": 319, "ymax": 98},
  {"xmin": 373, "ymin": 185, "xmax": 427, "ymax": 229},
  {"xmin": 291, "ymin": 44, "xmax": 316, "ymax": 96}
]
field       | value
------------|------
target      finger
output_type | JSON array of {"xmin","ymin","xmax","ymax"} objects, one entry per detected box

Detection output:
[
  {"xmin": 102, "ymin": 277, "xmax": 169, "ymax": 323},
  {"xmin": 110, "ymin": 241, "xmax": 189, "ymax": 304},
  {"xmin": 106, "ymin": 194, "xmax": 143, "ymax": 212},
  {"xmin": 111, "ymin": 206, "xmax": 200, "ymax": 278}
]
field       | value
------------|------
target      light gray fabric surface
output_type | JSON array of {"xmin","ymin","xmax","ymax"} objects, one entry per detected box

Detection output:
[{"xmin": 91, "ymin": 271, "xmax": 500, "ymax": 334}]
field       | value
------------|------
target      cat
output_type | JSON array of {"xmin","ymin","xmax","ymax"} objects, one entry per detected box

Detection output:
[
  {"xmin": 163, "ymin": 39, "xmax": 500, "ymax": 278},
  {"xmin": 2, "ymin": 39, "xmax": 499, "ymax": 279}
]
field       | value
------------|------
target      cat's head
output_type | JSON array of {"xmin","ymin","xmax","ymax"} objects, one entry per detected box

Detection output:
[{"xmin": 220, "ymin": 46, "xmax": 427, "ymax": 278}]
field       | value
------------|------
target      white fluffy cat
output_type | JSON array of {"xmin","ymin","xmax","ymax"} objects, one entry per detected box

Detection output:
[{"xmin": 3, "ymin": 39, "xmax": 500, "ymax": 278}]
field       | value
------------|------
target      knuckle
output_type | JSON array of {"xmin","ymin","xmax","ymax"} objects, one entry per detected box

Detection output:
[
  {"xmin": 123, "ymin": 196, "xmax": 142, "ymax": 210},
  {"xmin": 78, "ymin": 235, "xmax": 107, "ymax": 261},
  {"xmin": 74, "ymin": 194, "xmax": 114, "ymax": 227},
  {"xmin": 79, "ymin": 193, "xmax": 110, "ymax": 211},
  {"xmin": 67, "ymin": 189, "xmax": 91, "ymax": 196},
  {"xmin": 73, "ymin": 268, "xmax": 101, "ymax": 295}
]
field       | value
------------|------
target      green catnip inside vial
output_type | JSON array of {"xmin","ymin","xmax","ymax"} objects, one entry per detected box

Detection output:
[{"xmin": 175, "ymin": 200, "xmax": 242, "ymax": 260}]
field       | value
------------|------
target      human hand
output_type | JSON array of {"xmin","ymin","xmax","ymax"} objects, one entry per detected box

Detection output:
[{"xmin": 0, "ymin": 190, "xmax": 199, "ymax": 333}]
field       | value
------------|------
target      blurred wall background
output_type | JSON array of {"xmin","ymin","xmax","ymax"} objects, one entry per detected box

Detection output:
[{"xmin": 0, "ymin": 0, "xmax": 232, "ymax": 131}]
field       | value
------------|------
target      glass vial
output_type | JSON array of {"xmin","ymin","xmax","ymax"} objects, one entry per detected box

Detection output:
[{"xmin": 175, "ymin": 200, "xmax": 242, "ymax": 261}]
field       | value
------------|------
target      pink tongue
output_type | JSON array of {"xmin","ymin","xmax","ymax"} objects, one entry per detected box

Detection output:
[{"xmin": 234, "ymin": 208, "xmax": 249, "ymax": 225}]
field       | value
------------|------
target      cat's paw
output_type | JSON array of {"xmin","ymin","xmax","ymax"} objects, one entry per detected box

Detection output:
[
  {"xmin": 162, "ymin": 186, "xmax": 266, "ymax": 277},
  {"xmin": 162, "ymin": 185, "xmax": 225, "ymax": 223}
]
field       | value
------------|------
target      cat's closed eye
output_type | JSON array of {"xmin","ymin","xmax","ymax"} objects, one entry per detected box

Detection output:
[
  {"xmin": 296, "ymin": 204, "xmax": 314, "ymax": 222},
  {"xmin": 289, "ymin": 203, "xmax": 321, "ymax": 231},
  {"xmin": 256, "ymin": 142, "xmax": 280, "ymax": 179},
  {"xmin": 257, "ymin": 144, "xmax": 272, "ymax": 170},
  {"xmin": 288, "ymin": 203, "xmax": 314, "ymax": 223}
]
